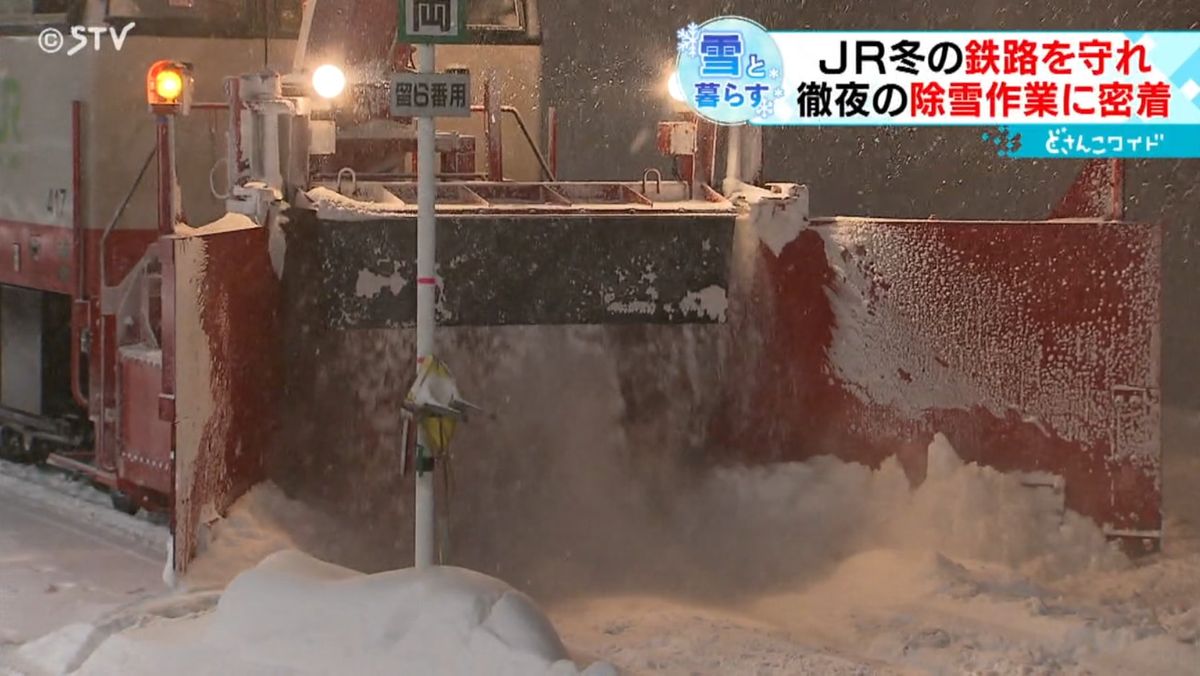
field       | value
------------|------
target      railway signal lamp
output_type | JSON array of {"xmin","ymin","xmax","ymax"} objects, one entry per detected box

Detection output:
[
  {"xmin": 147, "ymin": 60, "xmax": 193, "ymax": 115},
  {"xmin": 312, "ymin": 64, "xmax": 347, "ymax": 100}
]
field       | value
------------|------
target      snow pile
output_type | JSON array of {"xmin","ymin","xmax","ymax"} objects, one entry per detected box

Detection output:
[
  {"xmin": 883, "ymin": 433, "xmax": 1125, "ymax": 578},
  {"xmin": 70, "ymin": 550, "xmax": 612, "ymax": 676},
  {"xmin": 12, "ymin": 593, "xmax": 220, "ymax": 676},
  {"xmin": 549, "ymin": 422, "xmax": 1200, "ymax": 674},
  {"xmin": 174, "ymin": 212, "xmax": 257, "ymax": 236},
  {"xmin": 747, "ymin": 546, "xmax": 1200, "ymax": 675},
  {"xmin": 678, "ymin": 433, "xmax": 1125, "ymax": 595},
  {"xmin": 551, "ymin": 595, "xmax": 873, "ymax": 674},
  {"xmin": 14, "ymin": 624, "xmax": 98, "ymax": 675},
  {"xmin": 304, "ymin": 185, "xmax": 407, "ymax": 221},
  {"xmin": 546, "ymin": 430, "xmax": 1199, "ymax": 675},
  {"xmin": 553, "ymin": 546, "xmax": 1196, "ymax": 675},
  {"xmin": 7, "ymin": 427, "xmax": 1199, "ymax": 675},
  {"xmin": 183, "ymin": 482, "xmax": 342, "ymax": 589},
  {"xmin": 729, "ymin": 181, "xmax": 808, "ymax": 256},
  {"xmin": 1164, "ymin": 406, "xmax": 1200, "ymax": 554},
  {"xmin": 10, "ymin": 482, "xmax": 615, "ymax": 673}
]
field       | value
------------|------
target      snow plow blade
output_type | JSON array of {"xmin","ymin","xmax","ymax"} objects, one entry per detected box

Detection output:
[
  {"xmin": 284, "ymin": 200, "xmax": 736, "ymax": 328},
  {"xmin": 714, "ymin": 209, "xmax": 1162, "ymax": 554},
  {"xmin": 172, "ymin": 184, "xmax": 1161, "ymax": 573},
  {"xmin": 172, "ymin": 183, "xmax": 740, "ymax": 570}
]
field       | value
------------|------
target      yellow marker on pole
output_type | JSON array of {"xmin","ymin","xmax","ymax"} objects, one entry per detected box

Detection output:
[{"xmin": 404, "ymin": 356, "xmax": 474, "ymax": 456}]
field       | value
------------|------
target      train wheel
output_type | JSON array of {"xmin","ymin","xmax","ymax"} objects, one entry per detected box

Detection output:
[
  {"xmin": 27, "ymin": 439, "xmax": 52, "ymax": 466},
  {"xmin": 0, "ymin": 429, "xmax": 34, "ymax": 464},
  {"xmin": 110, "ymin": 490, "xmax": 141, "ymax": 516},
  {"xmin": 0, "ymin": 429, "xmax": 18, "ymax": 460}
]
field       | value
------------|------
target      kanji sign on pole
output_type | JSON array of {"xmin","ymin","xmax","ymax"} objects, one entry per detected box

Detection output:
[
  {"xmin": 390, "ymin": 72, "xmax": 472, "ymax": 118},
  {"xmin": 400, "ymin": 0, "xmax": 469, "ymax": 44}
]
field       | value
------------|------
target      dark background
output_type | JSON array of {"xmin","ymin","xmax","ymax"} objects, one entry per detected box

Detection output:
[{"xmin": 538, "ymin": 0, "xmax": 1200, "ymax": 410}]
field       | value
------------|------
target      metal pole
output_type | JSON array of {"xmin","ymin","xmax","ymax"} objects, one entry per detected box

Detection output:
[
  {"xmin": 70, "ymin": 100, "xmax": 89, "ymax": 410},
  {"xmin": 414, "ymin": 42, "xmax": 437, "ymax": 569},
  {"xmin": 157, "ymin": 116, "xmax": 176, "ymax": 235}
]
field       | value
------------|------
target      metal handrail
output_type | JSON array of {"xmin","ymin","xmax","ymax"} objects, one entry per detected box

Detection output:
[
  {"xmin": 502, "ymin": 106, "xmax": 556, "ymax": 182},
  {"xmin": 469, "ymin": 104, "xmax": 557, "ymax": 182}
]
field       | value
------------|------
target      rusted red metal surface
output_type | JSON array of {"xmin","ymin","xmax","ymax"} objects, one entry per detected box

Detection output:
[
  {"xmin": 0, "ymin": 219, "xmax": 162, "ymax": 473},
  {"xmin": 172, "ymin": 225, "xmax": 282, "ymax": 571},
  {"xmin": 159, "ymin": 236, "xmax": 177, "ymax": 526},
  {"xmin": 0, "ymin": 221, "xmax": 156, "ymax": 295},
  {"xmin": 0, "ymin": 220, "xmax": 76, "ymax": 294},
  {"xmin": 71, "ymin": 101, "xmax": 90, "ymax": 410},
  {"xmin": 1051, "ymin": 159, "xmax": 1125, "ymax": 221},
  {"xmin": 95, "ymin": 229, "xmax": 164, "ymax": 477},
  {"xmin": 117, "ymin": 348, "xmax": 172, "ymax": 497},
  {"xmin": 715, "ymin": 217, "xmax": 1161, "ymax": 550}
]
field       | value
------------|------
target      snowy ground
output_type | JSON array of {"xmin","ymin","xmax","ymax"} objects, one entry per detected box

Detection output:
[
  {"xmin": 0, "ymin": 466, "xmax": 167, "ymax": 648},
  {"xmin": 2, "ymin": 409, "xmax": 1198, "ymax": 674},
  {"xmin": 547, "ymin": 420, "xmax": 1200, "ymax": 676}
]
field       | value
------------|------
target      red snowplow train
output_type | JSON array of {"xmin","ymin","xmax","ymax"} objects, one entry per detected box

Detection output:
[{"xmin": 0, "ymin": 1, "xmax": 1160, "ymax": 569}]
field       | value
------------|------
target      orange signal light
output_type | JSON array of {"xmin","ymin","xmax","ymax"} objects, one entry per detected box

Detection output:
[
  {"xmin": 147, "ymin": 60, "xmax": 193, "ymax": 115},
  {"xmin": 155, "ymin": 68, "xmax": 184, "ymax": 102}
]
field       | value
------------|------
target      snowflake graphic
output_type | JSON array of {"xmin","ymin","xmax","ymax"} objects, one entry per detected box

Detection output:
[
  {"xmin": 768, "ymin": 68, "xmax": 781, "ymax": 80},
  {"xmin": 677, "ymin": 23, "xmax": 701, "ymax": 57},
  {"xmin": 773, "ymin": 87, "xmax": 785, "ymax": 99},
  {"xmin": 981, "ymin": 127, "xmax": 1023, "ymax": 157},
  {"xmin": 756, "ymin": 100, "xmax": 776, "ymax": 119}
]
